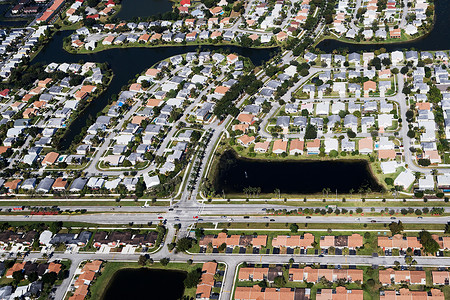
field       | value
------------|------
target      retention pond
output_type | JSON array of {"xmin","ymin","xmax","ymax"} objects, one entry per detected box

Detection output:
[
  {"xmin": 214, "ymin": 150, "xmax": 384, "ymax": 195},
  {"xmin": 102, "ymin": 267, "xmax": 186, "ymax": 300}
]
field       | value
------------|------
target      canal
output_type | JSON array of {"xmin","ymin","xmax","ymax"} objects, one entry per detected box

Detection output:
[
  {"xmin": 32, "ymin": 31, "xmax": 278, "ymax": 150},
  {"xmin": 316, "ymin": 0, "xmax": 449, "ymax": 52},
  {"xmin": 214, "ymin": 150, "xmax": 384, "ymax": 195},
  {"xmin": 102, "ymin": 268, "xmax": 187, "ymax": 300}
]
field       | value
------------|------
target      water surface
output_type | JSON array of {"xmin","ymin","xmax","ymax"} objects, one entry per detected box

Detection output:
[
  {"xmin": 214, "ymin": 150, "xmax": 383, "ymax": 195},
  {"xmin": 102, "ymin": 268, "xmax": 186, "ymax": 300}
]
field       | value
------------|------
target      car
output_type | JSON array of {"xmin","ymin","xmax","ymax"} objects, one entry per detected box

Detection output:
[
  {"xmin": 355, "ymin": 218, "xmax": 360, "ymax": 221},
  {"xmin": 243, "ymin": 216, "xmax": 250, "ymax": 219},
  {"xmin": 270, "ymin": 219, "xmax": 275, "ymax": 222},
  {"xmin": 174, "ymin": 217, "xmax": 180, "ymax": 221},
  {"xmin": 227, "ymin": 218, "xmax": 234, "ymax": 221},
  {"xmin": 198, "ymin": 218, "xmax": 203, "ymax": 221},
  {"xmin": 263, "ymin": 216, "xmax": 269, "ymax": 219},
  {"xmin": 193, "ymin": 216, "xmax": 198, "ymax": 219},
  {"xmin": 417, "ymin": 216, "xmax": 423, "ymax": 219},
  {"xmin": 318, "ymin": 254, "xmax": 324, "ymax": 257},
  {"xmin": 370, "ymin": 220, "xmax": 376, "ymax": 223},
  {"xmin": 390, "ymin": 217, "xmax": 396, "ymax": 220},
  {"xmin": 221, "ymin": 216, "xmax": 227, "ymax": 219},
  {"xmin": 157, "ymin": 216, "xmax": 163, "ymax": 219},
  {"xmin": 168, "ymin": 208, "xmax": 174, "ymax": 211},
  {"xmin": 261, "ymin": 208, "xmax": 266, "ymax": 211},
  {"xmin": 306, "ymin": 216, "xmax": 311, "ymax": 219}
]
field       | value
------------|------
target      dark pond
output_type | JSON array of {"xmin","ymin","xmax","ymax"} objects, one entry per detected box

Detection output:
[
  {"xmin": 0, "ymin": 4, "xmax": 29, "ymax": 27},
  {"xmin": 116, "ymin": 0, "xmax": 173, "ymax": 20},
  {"xmin": 214, "ymin": 150, "xmax": 383, "ymax": 195},
  {"xmin": 102, "ymin": 268, "xmax": 186, "ymax": 300},
  {"xmin": 316, "ymin": 0, "xmax": 450, "ymax": 52},
  {"xmin": 32, "ymin": 30, "xmax": 278, "ymax": 150}
]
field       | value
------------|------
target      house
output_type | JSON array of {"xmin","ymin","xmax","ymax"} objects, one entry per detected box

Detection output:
[
  {"xmin": 389, "ymin": 28, "xmax": 401, "ymax": 39},
  {"xmin": 391, "ymin": 51, "xmax": 404, "ymax": 65},
  {"xmin": 363, "ymin": 81, "xmax": 376, "ymax": 97},
  {"xmin": 378, "ymin": 269, "xmax": 426, "ymax": 285},
  {"xmin": 254, "ymin": 141, "xmax": 270, "ymax": 153},
  {"xmin": 289, "ymin": 139, "xmax": 304, "ymax": 155},
  {"xmin": 317, "ymin": 287, "xmax": 363, "ymax": 300},
  {"xmin": 272, "ymin": 139, "xmax": 287, "ymax": 154},
  {"xmin": 237, "ymin": 135, "xmax": 255, "ymax": 147},
  {"xmin": 42, "ymin": 152, "xmax": 59, "ymax": 166},
  {"xmin": 358, "ymin": 137, "xmax": 373, "ymax": 154},
  {"xmin": 235, "ymin": 286, "xmax": 310, "ymax": 300},
  {"xmin": 276, "ymin": 116, "xmax": 290, "ymax": 128},
  {"xmin": 306, "ymin": 139, "xmax": 320, "ymax": 155},
  {"xmin": 394, "ymin": 170, "xmax": 415, "ymax": 189},
  {"xmin": 324, "ymin": 138, "xmax": 338, "ymax": 154},
  {"xmin": 380, "ymin": 288, "xmax": 444, "ymax": 300}
]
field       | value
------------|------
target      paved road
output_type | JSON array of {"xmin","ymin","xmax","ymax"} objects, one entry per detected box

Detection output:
[
  {"xmin": 22, "ymin": 223, "xmax": 450, "ymax": 300},
  {"xmin": 2, "ymin": 212, "xmax": 449, "ymax": 225}
]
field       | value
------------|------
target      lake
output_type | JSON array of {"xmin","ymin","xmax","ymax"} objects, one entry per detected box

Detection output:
[
  {"xmin": 102, "ymin": 268, "xmax": 186, "ymax": 300},
  {"xmin": 316, "ymin": 0, "xmax": 450, "ymax": 52},
  {"xmin": 32, "ymin": 31, "xmax": 278, "ymax": 150},
  {"xmin": 116, "ymin": 0, "xmax": 173, "ymax": 20},
  {"xmin": 214, "ymin": 150, "xmax": 384, "ymax": 195}
]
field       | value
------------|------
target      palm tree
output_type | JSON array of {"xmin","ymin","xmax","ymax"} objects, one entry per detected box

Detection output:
[{"xmin": 274, "ymin": 188, "xmax": 281, "ymax": 198}]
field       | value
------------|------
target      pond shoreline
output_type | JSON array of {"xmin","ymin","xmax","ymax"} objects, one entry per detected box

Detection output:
[{"xmin": 211, "ymin": 149, "xmax": 385, "ymax": 196}]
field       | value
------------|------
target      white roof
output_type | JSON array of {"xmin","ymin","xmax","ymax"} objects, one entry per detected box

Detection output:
[
  {"xmin": 418, "ymin": 175, "xmax": 434, "ymax": 190},
  {"xmin": 39, "ymin": 230, "xmax": 53, "ymax": 246},
  {"xmin": 143, "ymin": 174, "xmax": 160, "ymax": 188},
  {"xmin": 394, "ymin": 170, "xmax": 415, "ymax": 189},
  {"xmin": 380, "ymin": 161, "xmax": 399, "ymax": 174},
  {"xmin": 104, "ymin": 178, "xmax": 121, "ymax": 190}
]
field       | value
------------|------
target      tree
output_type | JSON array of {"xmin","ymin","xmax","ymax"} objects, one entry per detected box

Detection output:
[
  {"xmin": 329, "ymin": 150, "xmax": 338, "ymax": 158},
  {"xmin": 176, "ymin": 237, "xmax": 193, "ymax": 252},
  {"xmin": 218, "ymin": 242, "xmax": 227, "ymax": 252},
  {"xmin": 138, "ymin": 255, "xmax": 148, "ymax": 266},
  {"xmin": 195, "ymin": 228, "xmax": 204, "ymax": 239},
  {"xmin": 445, "ymin": 223, "xmax": 450, "ymax": 234},
  {"xmin": 184, "ymin": 268, "xmax": 201, "ymax": 288},
  {"xmin": 389, "ymin": 221, "xmax": 404, "ymax": 235},
  {"xmin": 385, "ymin": 177, "xmax": 394, "ymax": 185},
  {"xmin": 347, "ymin": 130, "xmax": 356, "ymax": 138},
  {"xmin": 13, "ymin": 270, "xmax": 24, "ymax": 283},
  {"xmin": 419, "ymin": 230, "xmax": 440, "ymax": 255},
  {"xmin": 42, "ymin": 272, "xmax": 58, "ymax": 285},
  {"xmin": 28, "ymin": 271, "xmax": 38, "ymax": 282},
  {"xmin": 290, "ymin": 223, "xmax": 299, "ymax": 233},
  {"xmin": 404, "ymin": 255, "xmax": 413, "ymax": 266},
  {"xmin": 258, "ymin": 279, "xmax": 268, "ymax": 287},
  {"xmin": 304, "ymin": 124, "xmax": 317, "ymax": 139},
  {"xmin": 274, "ymin": 276, "xmax": 286, "ymax": 287},
  {"xmin": 407, "ymin": 130, "xmax": 415, "ymax": 138},
  {"xmin": 50, "ymin": 221, "xmax": 63, "ymax": 234},
  {"xmin": 160, "ymin": 258, "xmax": 170, "ymax": 266}
]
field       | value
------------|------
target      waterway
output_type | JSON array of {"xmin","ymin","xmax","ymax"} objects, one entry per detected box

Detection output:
[
  {"xmin": 115, "ymin": 0, "xmax": 173, "ymax": 20},
  {"xmin": 214, "ymin": 150, "xmax": 383, "ymax": 195},
  {"xmin": 102, "ymin": 268, "xmax": 186, "ymax": 300},
  {"xmin": 0, "ymin": 4, "xmax": 29, "ymax": 27},
  {"xmin": 316, "ymin": 0, "xmax": 449, "ymax": 52},
  {"xmin": 32, "ymin": 31, "xmax": 278, "ymax": 150}
]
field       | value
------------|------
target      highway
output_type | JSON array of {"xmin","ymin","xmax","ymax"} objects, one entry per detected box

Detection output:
[{"xmin": 2, "ymin": 212, "xmax": 449, "ymax": 225}]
